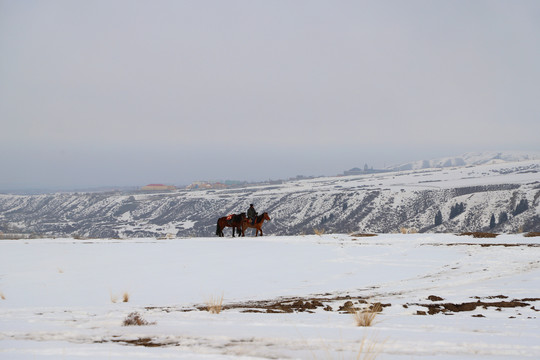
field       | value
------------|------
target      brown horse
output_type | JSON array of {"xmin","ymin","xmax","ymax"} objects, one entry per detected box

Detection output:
[
  {"xmin": 216, "ymin": 213, "xmax": 246, "ymax": 237},
  {"xmin": 242, "ymin": 212, "xmax": 271, "ymax": 236}
]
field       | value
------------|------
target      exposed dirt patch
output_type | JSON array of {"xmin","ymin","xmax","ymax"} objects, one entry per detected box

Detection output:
[
  {"xmin": 113, "ymin": 337, "xmax": 163, "ymax": 347},
  {"xmin": 151, "ymin": 294, "xmax": 391, "ymax": 315},
  {"xmin": 95, "ymin": 337, "xmax": 167, "ymax": 348},
  {"xmin": 524, "ymin": 232, "xmax": 540, "ymax": 237},
  {"xmin": 473, "ymin": 295, "xmax": 508, "ymax": 299},
  {"xmin": 350, "ymin": 233, "xmax": 378, "ymax": 237},
  {"xmin": 218, "ymin": 295, "xmax": 390, "ymax": 314},
  {"xmin": 411, "ymin": 298, "xmax": 534, "ymax": 315},
  {"xmin": 146, "ymin": 292, "xmax": 537, "ymax": 320},
  {"xmin": 442, "ymin": 243, "xmax": 540, "ymax": 248},
  {"xmin": 459, "ymin": 232, "xmax": 499, "ymax": 238},
  {"xmin": 521, "ymin": 298, "xmax": 540, "ymax": 302}
]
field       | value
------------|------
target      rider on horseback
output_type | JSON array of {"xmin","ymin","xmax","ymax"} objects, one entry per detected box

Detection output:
[{"xmin": 247, "ymin": 204, "xmax": 257, "ymax": 225}]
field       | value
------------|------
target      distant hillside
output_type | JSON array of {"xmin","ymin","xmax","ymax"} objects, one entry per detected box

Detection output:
[
  {"xmin": 389, "ymin": 151, "xmax": 540, "ymax": 171},
  {"xmin": 1, "ymin": 158, "xmax": 539, "ymax": 238}
]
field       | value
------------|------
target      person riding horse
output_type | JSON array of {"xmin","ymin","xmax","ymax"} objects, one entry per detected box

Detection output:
[{"xmin": 247, "ymin": 204, "xmax": 257, "ymax": 225}]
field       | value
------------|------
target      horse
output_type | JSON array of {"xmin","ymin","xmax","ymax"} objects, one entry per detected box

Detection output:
[
  {"xmin": 242, "ymin": 212, "xmax": 271, "ymax": 236},
  {"xmin": 216, "ymin": 213, "xmax": 246, "ymax": 237}
]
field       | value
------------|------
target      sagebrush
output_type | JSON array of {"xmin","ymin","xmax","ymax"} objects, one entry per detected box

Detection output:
[{"xmin": 122, "ymin": 312, "xmax": 155, "ymax": 326}]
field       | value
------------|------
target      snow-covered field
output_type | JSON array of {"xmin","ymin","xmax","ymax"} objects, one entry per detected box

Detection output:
[{"xmin": 1, "ymin": 234, "xmax": 539, "ymax": 359}]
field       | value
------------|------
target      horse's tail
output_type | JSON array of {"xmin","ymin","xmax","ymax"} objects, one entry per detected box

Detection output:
[{"xmin": 216, "ymin": 220, "xmax": 220, "ymax": 236}]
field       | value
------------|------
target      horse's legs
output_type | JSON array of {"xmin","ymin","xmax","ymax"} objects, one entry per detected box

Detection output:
[
  {"xmin": 236, "ymin": 226, "xmax": 244, "ymax": 237},
  {"xmin": 216, "ymin": 221, "xmax": 224, "ymax": 237}
]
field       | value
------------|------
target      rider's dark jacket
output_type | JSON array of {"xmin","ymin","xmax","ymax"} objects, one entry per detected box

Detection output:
[{"xmin": 247, "ymin": 206, "xmax": 257, "ymax": 220}]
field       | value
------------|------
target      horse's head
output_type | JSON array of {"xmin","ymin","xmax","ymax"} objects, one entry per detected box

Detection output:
[{"xmin": 263, "ymin": 212, "xmax": 271, "ymax": 221}]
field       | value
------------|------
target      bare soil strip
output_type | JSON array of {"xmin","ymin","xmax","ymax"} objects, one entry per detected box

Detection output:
[{"xmin": 409, "ymin": 296, "xmax": 540, "ymax": 316}]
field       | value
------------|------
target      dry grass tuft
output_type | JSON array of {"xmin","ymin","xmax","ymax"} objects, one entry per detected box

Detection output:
[
  {"xmin": 400, "ymin": 227, "xmax": 418, "ymax": 234},
  {"xmin": 0, "ymin": 292, "xmax": 5, "ymax": 300},
  {"xmin": 313, "ymin": 334, "xmax": 382, "ymax": 360},
  {"xmin": 110, "ymin": 291, "xmax": 130, "ymax": 303},
  {"xmin": 355, "ymin": 336, "xmax": 382, "ymax": 360},
  {"xmin": 314, "ymin": 228, "xmax": 326, "ymax": 236},
  {"xmin": 122, "ymin": 312, "xmax": 155, "ymax": 326},
  {"xmin": 110, "ymin": 292, "xmax": 118, "ymax": 303},
  {"xmin": 351, "ymin": 303, "xmax": 382, "ymax": 327},
  {"xmin": 207, "ymin": 294, "xmax": 224, "ymax": 314}
]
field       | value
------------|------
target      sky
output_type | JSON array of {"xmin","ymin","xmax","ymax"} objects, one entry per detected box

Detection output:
[{"xmin": 1, "ymin": 0, "xmax": 539, "ymax": 191}]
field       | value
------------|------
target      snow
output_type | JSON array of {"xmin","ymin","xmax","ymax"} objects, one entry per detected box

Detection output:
[
  {"xmin": 1, "ymin": 234, "xmax": 539, "ymax": 359},
  {"xmin": 389, "ymin": 151, "xmax": 540, "ymax": 171}
]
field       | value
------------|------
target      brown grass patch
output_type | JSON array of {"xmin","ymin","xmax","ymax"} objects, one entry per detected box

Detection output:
[
  {"xmin": 459, "ymin": 232, "xmax": 499, "ymax": 238},
  {"xmin": 351, "ymin": 233, "xmax": 378, "ymax": 237},
  {"xmin": 524, "ymin": 232, "xmax": 540, "ymax": 237},
  {"xmin": 207, "ymin": 294, "xmax": 224, "ymax": 314},
  {"xmin": 123, "ymin": 292, "xmax": 130, "ymax": 303},
  {"xmin": 314, "ymin": 228, "xmax": 326, "ymax": 236},
  {"xmin": 400, "ymin": 227, "xmax": 418, "ymax": 234},
  {"xmin": 122, "ymin": 312, "xmax": 155, "ymax": 326}
]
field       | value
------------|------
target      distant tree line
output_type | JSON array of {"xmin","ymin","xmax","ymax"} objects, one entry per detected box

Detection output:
[
  {"xmin": 449, "ymin": 202, "xmax": 465, "ymax": 219},
  {"xmin": 488, "ymin": 198, "xmax": 529, "ymax": 229},
  {"xmin": 434, "ymin": 202, "xmax": 466, "ymax": 226},
  {"xmin": 435, "ymin": 198, "xmax": 529, "ymax": 228}
]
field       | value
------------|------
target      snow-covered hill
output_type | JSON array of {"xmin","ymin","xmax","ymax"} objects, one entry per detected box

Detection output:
[
  {"xmin": 389, "ymin": 151, "xmax": 540, "ymax": 171},
  {"xmin": 0, "ymin": 157, "xmax": 539, "ymax": 238}
]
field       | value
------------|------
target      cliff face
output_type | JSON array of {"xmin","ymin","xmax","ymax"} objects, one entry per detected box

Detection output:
[{"xmin": 1, "ymin": 161, "xmax": 539, "ymax": 238}]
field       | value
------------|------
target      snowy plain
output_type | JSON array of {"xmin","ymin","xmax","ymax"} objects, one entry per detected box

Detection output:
[{"xmin": 1, "ymin": 233, "xmax": 539, "ymax": 359}]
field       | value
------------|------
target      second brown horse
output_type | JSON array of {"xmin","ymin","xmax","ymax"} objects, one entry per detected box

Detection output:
[{"xmin": 242, "ymin": 212, "xmax": 271, "ymax": 236}]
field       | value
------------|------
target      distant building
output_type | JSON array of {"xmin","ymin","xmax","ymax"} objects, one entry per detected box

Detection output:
[
  {"xmin": 140, "ymin": 184, "xmax": 177, "ymax": 191},
  {"xmin": 186, "ymin": 181, "xmax": 228, "ymax": 190}
]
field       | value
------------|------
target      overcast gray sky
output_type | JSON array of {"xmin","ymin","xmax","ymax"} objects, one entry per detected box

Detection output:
[{"xmin": 1, "ymin": 0, "xmax": 539, "ymax": 190}]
